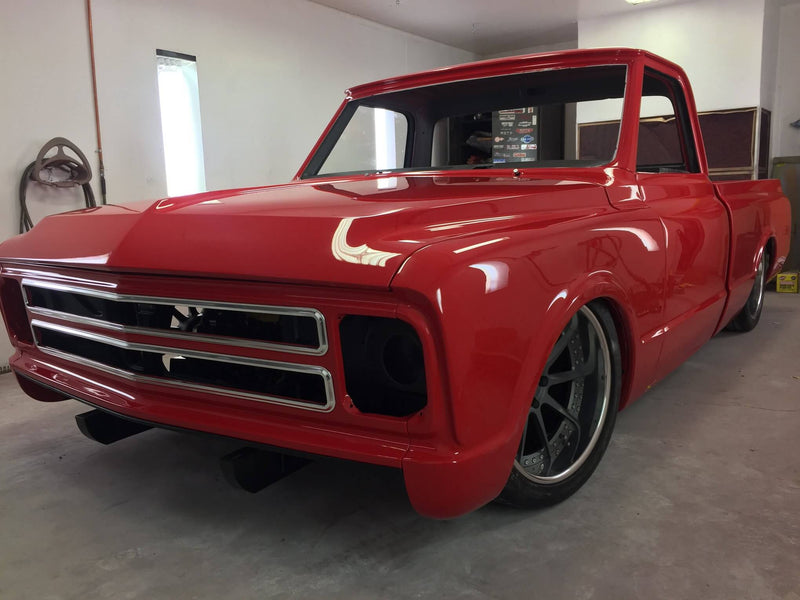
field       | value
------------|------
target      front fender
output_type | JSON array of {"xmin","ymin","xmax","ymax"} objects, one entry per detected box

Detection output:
[{"xmin": 391, "ymin": 205, "xmax": 666, "ymax": 468}]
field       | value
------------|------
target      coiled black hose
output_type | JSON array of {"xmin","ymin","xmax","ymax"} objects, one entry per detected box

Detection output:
[{"xmin": 18, "ymin": 137, "xmax": 98, "ymax": 233}]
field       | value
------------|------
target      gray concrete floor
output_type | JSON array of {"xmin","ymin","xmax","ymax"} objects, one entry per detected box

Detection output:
[{"xmin": 1, "ymin": 292, "xmax": 799, "ymax": 600}]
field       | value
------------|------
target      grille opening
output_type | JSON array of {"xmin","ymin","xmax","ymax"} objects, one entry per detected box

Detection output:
[
  {"xmin": 340, "ymin": 316, "xmax": 427, "ymax": 417},
  {"xmin": 0, "ymin": 277, "xmax": 33, "ymax": 344},
  {"xmin": 25, "ymin": 286, "xmax": 321, "ymax": 351},
  {"xmin": 35, "ymin": 326, "xmax": 328, "ymax": 406}
]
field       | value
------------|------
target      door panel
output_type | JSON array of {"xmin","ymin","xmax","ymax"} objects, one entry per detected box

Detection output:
[{"xmin": 638, "ymin": 173, "xmax": 729, "ymax": 378}]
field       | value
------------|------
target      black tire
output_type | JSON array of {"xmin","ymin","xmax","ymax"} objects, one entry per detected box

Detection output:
[
  {"xmin": 726, "ymin": 250, "xmax": 767, "ymax": 332},
  {"xmin": 496, "ymin": 301, "xmax": 622, "ymax": 508}
]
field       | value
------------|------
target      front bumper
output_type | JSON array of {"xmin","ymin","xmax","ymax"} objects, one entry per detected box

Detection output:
[
  {"xmin": 2, "ymin": 265, "xmax": 515, "ymax": 518},
  {"xmin": 11, "ymin": 350, "xmax": 514, "ymax": 518}
]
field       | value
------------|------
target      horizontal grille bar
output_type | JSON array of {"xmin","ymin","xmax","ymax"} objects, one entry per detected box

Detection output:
[
  {"xmin": 22, "ymin": 279, "xmax": 328, "ymax": 356},
  {"xmin": 31, "ymin": 320, "xmax": 334, "ymax": 412}
]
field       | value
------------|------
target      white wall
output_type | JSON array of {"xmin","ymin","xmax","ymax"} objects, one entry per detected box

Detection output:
[
  {"xmin": 0, "ymin": 0, "xmax": 100, "ymax": 366},
  {"xmin": 481, "ymin": 40, "xmax": 578, "ymax": 60},
  {"xmin": 0, "ymin": 0, "xmax": 475, "ymax": 367},
  {"xmin": 0, "ymin": 3, "xmax": 99, "ymax": 239},
  {"xmin": 772, "ymin": 2, "xmax": 800, "ymax": 158},
  {"xmin": 761, "ymin": 0, "xmax": 780, "ymax": 112},
  {"xmin": 91, "ymin": 0, "xmax": 475, "ymax": 204},
  {"xmin": 578, "ymin": 0, "xmax": 766, "ymax": 113}
]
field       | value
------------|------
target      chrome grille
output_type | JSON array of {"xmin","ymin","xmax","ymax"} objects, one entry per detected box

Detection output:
[
  {"xmin": 21, "ymin": 278, "xmax": 335, "ymax": 412},
  {"xmin": 22, "ymin": 279, "xmax": 328, "ymax": 355}
]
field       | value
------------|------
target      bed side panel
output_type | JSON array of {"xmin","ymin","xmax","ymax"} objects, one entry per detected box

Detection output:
[{"xmin": 713, "ymin": 179, "xmax": 791, "ymax": 330}]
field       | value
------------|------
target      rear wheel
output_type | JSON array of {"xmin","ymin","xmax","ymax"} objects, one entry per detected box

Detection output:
[
  {"xmin": 727, "ymin": 250, "xmax": 767, "ymax": 332},
  {"xmin": 497, "ymin": 301, "xmax": 621, "ymax": 508}
]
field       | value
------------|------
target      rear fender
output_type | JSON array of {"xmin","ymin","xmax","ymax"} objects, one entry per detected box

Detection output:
[
  {"xmin": 715, "ymin": 179, "xmax": 790, "ymax": 282},
  {"xmin": 713, "ymin": 179, "xmax": 791, "ymax": 331}
]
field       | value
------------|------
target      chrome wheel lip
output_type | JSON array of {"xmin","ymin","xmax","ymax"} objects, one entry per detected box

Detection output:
[
  {"xmin": 514, "ymin": 306, "xmax": 612, "ymax": 485},
  {"xmin": 747, "ymin": 253, "xmax": 766, "ymax": 319}
]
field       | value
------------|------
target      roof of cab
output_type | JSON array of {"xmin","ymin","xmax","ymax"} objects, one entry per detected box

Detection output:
[{"xmin": 346, "ymin": 48, "xmax": 684, "ymax": 99}]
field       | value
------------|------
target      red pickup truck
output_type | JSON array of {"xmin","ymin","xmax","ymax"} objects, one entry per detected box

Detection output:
[{"xmin": 0, "ymin": 49, "xmax": 790, "ymax": 518}]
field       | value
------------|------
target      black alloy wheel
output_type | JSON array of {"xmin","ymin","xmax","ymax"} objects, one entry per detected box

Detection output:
[{"xmin": 498, "ymin": 301, "xmax": 621, "ymax": 508}]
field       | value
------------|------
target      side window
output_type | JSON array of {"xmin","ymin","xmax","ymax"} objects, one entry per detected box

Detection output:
[
  {"xmin": 637, "ymin": 68, "xmax": 699, "ymax": 173},
  {"xmin": 318, "ymin": 106, "xmax": 408, "ymax": 176}
]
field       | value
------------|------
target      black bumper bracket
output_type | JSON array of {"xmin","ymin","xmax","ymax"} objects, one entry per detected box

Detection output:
[
  {"xmin": 75, "ymin": 409, "xmax": 152, "ymax": 445},
  {"xmin": 220, "ymin": 447, "xmax": 310, "ymax": 493}
]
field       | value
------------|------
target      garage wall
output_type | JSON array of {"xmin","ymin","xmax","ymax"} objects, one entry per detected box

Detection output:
[
  {"xmin": 0, "ymin": 0, "xmax": 99, "ymax": 368},
  {"xmin": 772, "ymin": 2, "xmax": 800, "ymax": 158},
  {"xmin": 0, "ymin": 0, "xmax": 475, "ymax": 368},
  {"xmin": 0, "ymin": 3, "xmax": 100, "ymax": 243},
  {"xmin": 760, "ymin": 0, "xmax": 780, "ymax": 113},
  {"xmin": 480, "ymin": 39, "xmax": 578, "ymax": 60},
  {"xmin": 578, "ymin": 0, "xmax": 766, "ymax": 113},
  {"xmin": 91, "ymin": 0, "xmax": 475, "ymax": 204}
]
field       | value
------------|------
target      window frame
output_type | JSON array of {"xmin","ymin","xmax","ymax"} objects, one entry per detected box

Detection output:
[
  {"xmin": 300, "ymin": 64, "xmax": 629, "ymax": 180},
  {"xmin": 302, "ymin": 103, "xmax": 415, "ymax": 179},
  {"xmin": 635, "ymin": 67, "xmax": 701, "ymax": 174}
]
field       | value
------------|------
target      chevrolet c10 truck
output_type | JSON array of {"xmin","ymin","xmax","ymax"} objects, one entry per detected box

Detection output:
[{"xmin": 0, "ymin": 49, "xmax": 791, "ymax": 518}]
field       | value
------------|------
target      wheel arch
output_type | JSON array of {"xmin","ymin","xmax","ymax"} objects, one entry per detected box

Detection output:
[
  {"xmin": 508, "ymin": 274, "xmax": 639, "ymax": 450},
  {"xmin": 589, "ymin": 296, "xmax": 636, "ymax": 410},
  {"xmin": 764, "ymin": 236, "xmax": 777, "ymax": 278}
]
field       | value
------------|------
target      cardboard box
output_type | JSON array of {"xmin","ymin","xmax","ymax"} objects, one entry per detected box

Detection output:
[{"xmin": 776, "ymin": 272, "xmax": 799, "ymax": 293}]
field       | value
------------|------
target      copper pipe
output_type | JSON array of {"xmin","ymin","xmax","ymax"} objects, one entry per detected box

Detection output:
[{"xmin": 86, "ymin": 0, "xmax": 107, "ymax": 204}]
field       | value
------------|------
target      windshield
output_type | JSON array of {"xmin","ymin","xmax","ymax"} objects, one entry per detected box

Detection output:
[{"xmin": 302, "ymin": 65, "xmax": 627, "ymax": 178}]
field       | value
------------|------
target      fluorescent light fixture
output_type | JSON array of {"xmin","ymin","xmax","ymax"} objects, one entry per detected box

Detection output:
[
  {"xmin": 626, "ymin": 0, "xmax": 657, "ymax": 4},
  {"xmin": 156, "ymin": 51, "xmax": 207, "ymax": 197}
]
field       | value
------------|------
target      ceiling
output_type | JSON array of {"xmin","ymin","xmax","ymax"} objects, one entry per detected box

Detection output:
[{"xmin": 309, "ymin": 0, "xmax": 693, "ymax": 55}]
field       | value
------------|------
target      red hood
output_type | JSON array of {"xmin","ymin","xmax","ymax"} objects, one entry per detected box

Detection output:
[{"xmin": 0, "ymin": 174, "xmax": 607, "ymax": 289}]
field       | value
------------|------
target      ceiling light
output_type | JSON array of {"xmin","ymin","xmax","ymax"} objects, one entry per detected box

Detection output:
[{"xmin": 626, "ymin": 0, "xmax": 657, "ymax": 4}]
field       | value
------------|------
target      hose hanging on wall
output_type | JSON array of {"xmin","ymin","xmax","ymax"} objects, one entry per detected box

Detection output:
[{"xmin": 18, "ymin": 137, "xmax": 97, "ymax": 233}]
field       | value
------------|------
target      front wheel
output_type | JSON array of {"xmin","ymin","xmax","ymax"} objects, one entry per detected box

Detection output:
[{"xmin": 497, "ymin": 301, "xmax": 622, "ymax": 508}]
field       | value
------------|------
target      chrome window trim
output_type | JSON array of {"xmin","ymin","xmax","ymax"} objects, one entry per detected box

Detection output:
[
  {"xmin": 31, "ymin": 320, "xmax": 335, "ymax": 413},
  {"xmin": 21, "ymin": 278, "xmax": 328, "ymax": 356}
]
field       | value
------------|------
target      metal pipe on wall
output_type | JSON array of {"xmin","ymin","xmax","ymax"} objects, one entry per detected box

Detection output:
[{"xmin": 86, "ymin": 0, "xmax": 107, "ymax": 204}]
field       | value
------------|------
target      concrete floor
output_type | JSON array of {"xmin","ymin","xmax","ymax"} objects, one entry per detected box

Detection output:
[{"xmin": 1, "ymin": 293, "xmax": 798, "ymax": 600}]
